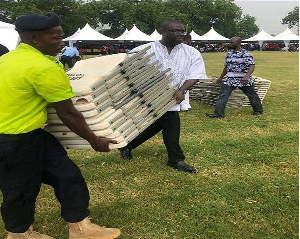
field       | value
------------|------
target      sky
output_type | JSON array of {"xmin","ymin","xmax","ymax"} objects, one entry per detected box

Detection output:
[{"xmin": 234, "ymin": 0, "xmax": 299, "ymax": 35}]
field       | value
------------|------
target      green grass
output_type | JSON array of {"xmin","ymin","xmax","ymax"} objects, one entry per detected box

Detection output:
[{"xmin": 0, "ymin": 51, "xmax": 298, "ymax": 239}]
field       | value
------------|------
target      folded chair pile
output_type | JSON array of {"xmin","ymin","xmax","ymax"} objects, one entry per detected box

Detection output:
[{"xmin": 45, "ymin": 47, "xmax": 177, "ymax": 149}]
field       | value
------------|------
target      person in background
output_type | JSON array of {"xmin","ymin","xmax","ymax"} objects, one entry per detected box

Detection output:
[
  {"xmin": 181, "ymin": 33, "xmax": 192, "ymax": 111},
  {"xmin": 0, "ymin": 43, "xmax": 9, "ymax": 56},
  {"xmin": 60, "ymin": 45, "xmax": 81, "ymax": 68},
  {"xmin": 182, "ymin": 33, "xmax": 192, "ymax": 45},
  {"xmin": 206, "ymin": 36, "xmax": 263, "ymax": 118},
  {"xmin": 118, "ymin": 20, "xmax": 207, "ymax": 173},
  {"xmin": 0, "ymin": 12, "xmax": 120, "ymax": 239}
]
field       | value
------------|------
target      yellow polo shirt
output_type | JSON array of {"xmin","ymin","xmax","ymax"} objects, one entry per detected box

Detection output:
[{"xmin": 0, "ymin": 43, "xmax": 74, "ymax": 134}]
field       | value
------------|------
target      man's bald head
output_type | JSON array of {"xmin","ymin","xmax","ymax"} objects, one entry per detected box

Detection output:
[
  {"xmin": 161, "ymin": 20, "xmax": 183, "ymax": 31},
  {"xmin": 227, "ymin": 36, "xmax": 242, "ymax": 50},
  {"xmin": 231, "ymin": 36, "xmax": 242, "ymax": 44}
]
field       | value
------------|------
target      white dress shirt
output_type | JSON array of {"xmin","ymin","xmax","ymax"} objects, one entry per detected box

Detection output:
[{"xmin": 130, "ymin": 41, "xmax": 207, "ymax": 111}]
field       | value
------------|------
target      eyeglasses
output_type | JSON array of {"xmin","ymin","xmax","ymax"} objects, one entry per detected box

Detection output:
[{"xmin": 165, "ymin": 30, "xmax": 187, "ymax": 36}]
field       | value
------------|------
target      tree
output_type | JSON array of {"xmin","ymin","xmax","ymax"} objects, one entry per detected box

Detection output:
[
  {"xmin": 0, "ymin": 0, "xmax": 259, "ymax": 39},
  {"xmin": 236, "ymin": 14, "xmax": 259, "ymax": 39},
  {"xmin": 0, "ymin": 0, "xmax": 39, "ymax": 23},
  {"xmin": 0, "ymin": 0, "xmax": 88, "ymax": 36},
  {"xmin": 282, "ymin": 6, "xmax": 299, "ymax": 31}
]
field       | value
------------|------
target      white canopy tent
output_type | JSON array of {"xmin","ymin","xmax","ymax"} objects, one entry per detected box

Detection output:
[
  {"xmin": 243, "ymin": 29, "xmax": 274, "ymax": 42},
  {"xmin": 114, "ymin": 28, "xmax": 129, "ymax": 41},
  {"xmin": 190, "ymin": 30, "xmax": 203, "ymax": 41},
  {"xmin": 115, "ymin": 25, "xmax": 151, "ymax": 41},
  {"xmin": 0, "ymin": 21, "xmax": 20, "ymax": 50},
  {"xmin": 243, "ymin": 29, "xmax": 275, "ymax": 49},
  {"xmin": 273, "ymin": 28, "xmax": 299, "ymax": 48},
  {"xmin": 149, "ymin": 29, "xmax": 161, "ymax": 41},
  {"xmin": 273, "ymin": 28, "xmax": 299, "ymax": 41},
  {"xmin": 64, "ymin": 28, "xmax": 81, "ymax": 41},
  {"xmin": 64, "ymin": 23, "xmax": 113, "ymax": 42},
  {"xmin": 0, "ymin": 20, "xmax": 14, "ymax": 29},
  {"xmin": 197, "ymin": 27, "xmax": 229, "ymax": 41},
  {"xmin": 64, "ymin": 28, "xmax": 81, "ymax": 47}
]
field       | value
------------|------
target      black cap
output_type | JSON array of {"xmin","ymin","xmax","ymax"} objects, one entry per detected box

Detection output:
[{"xmin": 15, "ymin": 12, "xmax": 61, "ymax": 32}]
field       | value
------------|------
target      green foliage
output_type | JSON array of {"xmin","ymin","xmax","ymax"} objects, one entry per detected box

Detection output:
[
  {"xmin": 207, "ymin": 1, "xmax": 241, "ymax": 37},
  {"xmin": 0, "ymin": 0, "xmax": 87, "ymax": 36},
  {"xmin": 0, "ymin": 0, "xmax": 259, "ymax": 39},
  {"xmin": 282, "ymin": 6, "xmax": 299, "ymax": 30},
  {"xmin": 236, "ymin": 14, "xmax": 259, "ymax": 39}
]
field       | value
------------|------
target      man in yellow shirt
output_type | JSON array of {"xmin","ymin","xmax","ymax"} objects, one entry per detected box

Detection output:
[{"xmin": 0, "ymin": 13, "xmax": 120, "ymax": 239}]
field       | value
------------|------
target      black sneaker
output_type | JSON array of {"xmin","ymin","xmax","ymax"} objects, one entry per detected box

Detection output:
[
  {"xmin": 118, "ymin": 148, "xmax": 132, "ymax": 160},
  {"xmin": 206, "ymin": 113, "xmax": 224, "ymax": 118},
  {"xmin": 168, "ymin": 161, "xmax": 197, "ymax": 173}
]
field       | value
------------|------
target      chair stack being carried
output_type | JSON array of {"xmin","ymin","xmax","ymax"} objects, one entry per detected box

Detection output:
[{"xmin": 44, "ymin": 47, "xmax": 177, "ymax": 149}]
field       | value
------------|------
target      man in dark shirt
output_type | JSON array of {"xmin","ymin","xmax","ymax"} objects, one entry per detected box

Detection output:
[{"xmin": 206, "ymin": 36, "xmax": 263, "ymax": 118}]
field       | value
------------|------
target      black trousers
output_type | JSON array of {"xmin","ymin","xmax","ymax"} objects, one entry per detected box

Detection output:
[
  {"xmin": 60, "ymin": 55, "xmax": 73, "ymax": 68},
  {"xmin": 124, "ymin": 111, "xmax": 185, "ymax": 163},
  {"xmin": 214, "ymin": 84, "xmax": 263, "ymax": 117},
  {"xmin": 0, "ymin": 129, "xmax": 89, "ymax": 233}
]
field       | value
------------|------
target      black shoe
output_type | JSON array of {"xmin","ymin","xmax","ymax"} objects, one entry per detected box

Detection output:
[
  {"xmin": 206, "ymin": 113, "xmax": 224, "ymax": 118},
  {"xmin": 168, "ymin": 161, "xmax": 197, "ymax": 173},
  {"xmin": 252, "ymin": 111, "xmax": 263, "ymax": 115},
  {"xmin": 118, "ymin": 148, "xmax": 132, "ymax": 160}
]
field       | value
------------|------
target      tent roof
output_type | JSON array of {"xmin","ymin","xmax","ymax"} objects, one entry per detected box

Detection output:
[
  {"xmin": 190, "ymin": 30, "xmax": 203, "ymax": 41},
  {"xmin": 149, "ymin": 29, "xmax": 161, "ymax": 41},
  {"xmin": 115, "ymin": 28, "xmax": 129, "ymax": 40},
  {"xmin": 116, "ymin": 25, "xmax": 151, "ymax": 41},
  {"xmin": 273, "ymin": 28, "xmax": 299, "ymax": 41},
  {"xmin": 0, "ymin": 20, "xmax": 19, "ymax": 50},
  {"xmin": 64, "ymin": 28, "xmax": 81, "ymax": 41},
  {"xmin": 197, "ymin": 27, "xmax": 229, "ymax": 41},
  {"xmin": 243, "ymin": 29, "xmax": 274, "ymax": 42},
  {"xmin": 65, "ymin": 23, "xmax": 113, "ymax": 41},
  {"xmin": 0, "ymin": 20, "xmax": 14, "ymax": 29},
  {"xmin": 0, "ymin": 28, "xmax": 20, "ymax": 50}
]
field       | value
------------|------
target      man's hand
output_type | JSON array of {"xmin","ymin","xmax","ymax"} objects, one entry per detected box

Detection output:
[
  {"xmin": 241, "ymin": 76, "xmax": 249, "ymax": 86},
  {"xmin": 172, "ymin": 91, "xmax": 185, "ymax": 104},
  {"xmin": 90, "ymin": 137, "xmax": 119, "ymax": 152},
  {"xmin": 213, "ymin": 77, "xmax": 223, "ymax": 84}
]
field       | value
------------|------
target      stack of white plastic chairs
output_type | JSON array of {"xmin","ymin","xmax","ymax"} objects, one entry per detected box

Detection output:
[
  {"xmin": 44, "ymin": 47, "xmax": 177, "ymax": 149},
  {"xmin": 242, "ymin": 77, "xmax": 271, "ymax": 106},
  {"xmin": 190, "ymin": 77, "xmax": 271, "ymax": 108}
]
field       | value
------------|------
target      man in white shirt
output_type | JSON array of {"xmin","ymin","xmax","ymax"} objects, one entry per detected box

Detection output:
[
  {"xmin": 119, "ymin": 20, "xmax": 207, "ymax": 173},
  {"xmin": 181, "ymin": 33, "xmax": 193, "ymax": 111}
]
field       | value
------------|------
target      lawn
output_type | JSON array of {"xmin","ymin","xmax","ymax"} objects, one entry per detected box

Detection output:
[{"xmin": 0, "ymin": 51, "xmax": 298, "ymax": 239}]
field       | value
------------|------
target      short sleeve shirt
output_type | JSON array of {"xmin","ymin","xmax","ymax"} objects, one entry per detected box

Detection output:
[
  {"xmin": 0, "ymin": 43, "xmax": 74, "ymax": 134},
  {"xmin": 223, "ymin": 48, "xmax": 255, "ymax": 87},
  {"xmin": 62, "ymin": 46, "xmax": 80, "ymax": 57},
  {"xmin": 130, "ymin": 41, "xmax": 207, "ymax": 111}
]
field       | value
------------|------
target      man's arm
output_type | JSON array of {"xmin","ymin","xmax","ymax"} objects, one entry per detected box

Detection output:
[
  {"xmin": 173, "ymin": 79, "xmax": 198, "ymax": 104},
  {"xmin": 172, "ymin": 48, "xmax": 208, "ymax": 104},
  {"xmin": 52, "ymin": 99, "xmax": 118, "ymax": 152},
  {"xmin": 241, "ymin": 64, "xmax": 255, "ymax": 86},
  {"xmin": 215, "ymin": 67, "xmax": 227, "ymax": 84},
  {"xmin": 75, "ymin": 48, "xmax": 81, "ymax": 61}
]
